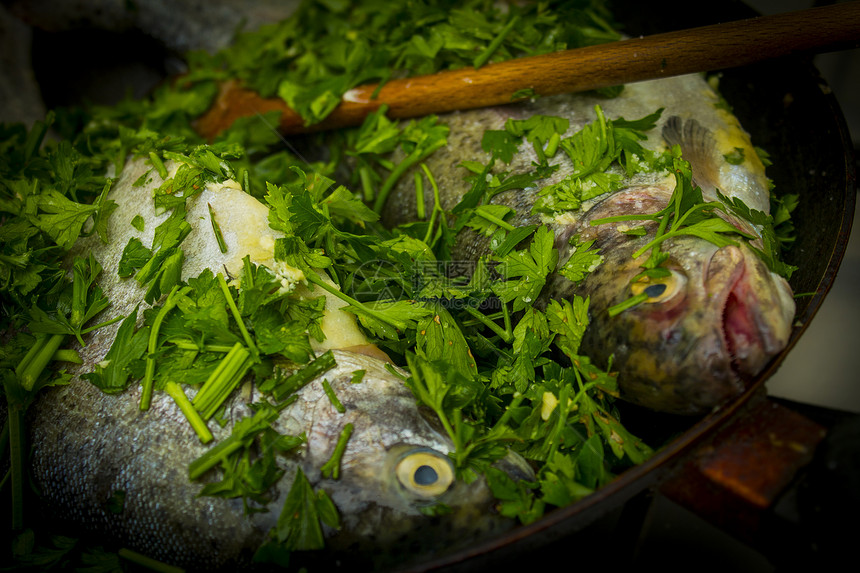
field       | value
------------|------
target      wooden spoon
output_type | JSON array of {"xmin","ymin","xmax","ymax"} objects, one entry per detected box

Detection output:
[{"xmin": 193, "ymin": 2, "xmax": 860, "ymax": 140}]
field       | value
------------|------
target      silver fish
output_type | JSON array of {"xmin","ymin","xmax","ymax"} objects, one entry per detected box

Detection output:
[
  {"xmin": 21, "ymin": 157, "xmax": 526, "ymax": 571},
  {"xmin": 382, "ymin": 74, "xmax": 796, "ymax": 415}
]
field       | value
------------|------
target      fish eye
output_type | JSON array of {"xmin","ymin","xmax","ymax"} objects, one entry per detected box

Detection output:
[
  {"xmin": 395, "ymin": 449, "xmax": 455, "ymax": 498},
  {"xmin": 630, "ymin": 270, "xmax": 685, "ymax": 303}
]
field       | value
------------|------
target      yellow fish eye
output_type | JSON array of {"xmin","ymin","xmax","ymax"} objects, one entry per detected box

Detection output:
[
  {"xmin": 630, "ymin": 270, "xmax": 685, "ymax": 303},
  {"xmin": 395, "ymin": 449, "xmax": 455, "ymax": 498}
]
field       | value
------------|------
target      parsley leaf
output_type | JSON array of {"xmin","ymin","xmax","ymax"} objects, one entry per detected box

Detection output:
[
  {"xmin": 82, "ymin": 307, "xmax": 149, "ymax": 394},
  {"xmin": 492, "ymin": 225, "xmax": 558, "ymax": 312}
]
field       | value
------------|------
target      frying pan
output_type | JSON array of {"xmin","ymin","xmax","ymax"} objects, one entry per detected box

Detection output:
[{"xmin": 6, "ymin": 0, "xmax": 857, "ymax": 570}]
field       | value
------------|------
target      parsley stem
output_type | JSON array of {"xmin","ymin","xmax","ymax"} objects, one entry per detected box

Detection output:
[
  {"xmin": 165, "ymin": 381, "xmax": 213, "ymax": 444},
  {"xmin": 494, "ymin": 392, "xmax": 525, "ymax": 430},
  {"xmin": 607, "ymin": 292, "xmax": 649, "ymax": 317},
  {"xmin": 16, "ymin": 334, "xmax": 48, "ymax": 380},
  {"xmin": 630, "ymin": 233, "xmax": 670, "ymax": 260},
  {"xmin": 148, "ymin": 152, "xmax": 169, "ymax": 181},
  {"xmin": 70, "ymin": 257, "xmax": 89, "ymax": 327},
  {"xmin": 420, "ymin": 164, "xmax": 443, "ymax": 245},
  {"xmin": 373, "ymin": 140, "xmax": 447, "ymax": 214},
  {"xmin": 239, "ymin": 168, "xmax": 250, "ymax": 193},
  {"xmin": 271, "ymin": 350, "xmax": 336, "ymax": 402},
  {"xmin": 217, "ymin": 274, "xmax": 258, "ymax": 357},
  {"xmin": 208, "ymin": 203, "xmax": 228, "ymax": 254},
  {"xmin": 452, "ymin": 408, "xmax": 467, "ymax": 467},
  {"xmin": 359, "ymin": 166, "xmax": 375, "ymax": 203},
  {"xmin": 545, "ymin": 132, "xmax": 561, "ymax": 158},
  {"xmin": 463, "ymin": 305, "xmax": 513, "ymax": 343},
  {"xmin": 436, "ymin": 408, "xmax": 458, "ymax": 458},
  {"xmin": 142, "ymin": 285, "xmax": 186, "ymax": 411},
  {"xmin": 473, "ymin": 208, "xmax": 515, "ymax": 232},
  {"xmin": 192, "ymin": 343, "xmax": 252, "ymax": 420},
  {"xmin": 23, "ymin": 114, "xmax": 50, "ymax": 163},
  {"xmin": 320, "ymin": 423, "xmax": 353, "ymax": 479},
  {"xmin": 473, "ymin": 14, "xmax": 520, "ymax": 69},
  {"xmin": 80, "ymin": 314, "xmax": 125, "ymax": 335},
  {"xmin": 51, "ymin": 349, "xmax": 82, "ymax": 364},
  {"xmin": 414, "ymin": 170, "xmax": 426, "ymax": 220},
  {"xmin": 172, "ymin": 340, "xmax": 235, "ymax": 353},
  {"xmin": 306, "ymin": 272, "xmax": 408, "ymax": 332},
  {"xmin": 321, "ymin": 379, "xmax": 345, "ymax": 413},
  {"xmin": 373, "ymin": 153, "xmax": 420, "ymax": 214},
  {"xmin": 188, "ymin": 436, "xmax": 245, "ymax": 481},
  {"xmin": 16, "ymin": 333, "xmax": 65, "ymax": 391},
  {"xmin": 541, "ymin": 384, "xmax": 572, "ymax": 460},
  {"xmin": 188, "ymin": 406, "xmax": 280, "ymax": 480},
  {"xmin": 118, "ymin": 548, "xmax": 185, "ymax": 573}
]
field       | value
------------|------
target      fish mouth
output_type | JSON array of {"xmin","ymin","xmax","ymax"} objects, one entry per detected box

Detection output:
[
  {"xmin": 721, "ymin": 283, "xmax": 756, "ymax": 376},
  {"xmin": 711, "ymin": 246, "xmax": 792, "ymax": 378}
]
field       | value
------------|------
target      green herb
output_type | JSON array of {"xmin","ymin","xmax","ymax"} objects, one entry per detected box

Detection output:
[
  {"xmin": 208, "ymin": 203, "xmax": 228, "ymax": 254},
  {"xmin": 165, "ymin": 381, "xmax": 214, "ymax": 443},
  {"xmin": 492, "ymin": 225, "xmax": 558, "ymax": 312},
  {"xmin": 370, "ymin": 115, "xmax": 449, "ymax": 214},
  {"xmin": 265, "ymin": 350, "xmax": 337, "ymax": 402},
  {"xmin": 148, "ymin": 151, "xmax": 169, "ymax": 180},
  {"xmin": 118, "ymin": 548, "xmax": 185, "ymax": 573},
  {"xmin": 265, "ymin": 467, "xmax": 340, "ymax": 553},
  {"xmin": 82, "ymin": 307, "xmax": 149, "ymax": 394},
  {"xmin": 558, "ymin": 238, "xmax": 603, "ymax": 284},
  {"xmin": 607, "ymin": 292, "xmax": 649, "ymax": 317},
  {"xmin": 320, "ymin": 424, "xmax": 354, "ymax": 479},
  {"xmin": 511, "ymin": 88, "xmax": 537, "ymax": 100},
  {"xmin": 131, "ymin": 214, "xmax": 145, "ymax": 231},
  {"xmin": 118, "ymin": 237, "xmax": 152, "ymax": 278},
  {"xmin": 140, "ymin": 285, "xmax": 188, "ymax": 410},
  {"xmin": 723, "ymin": 147, "xmax": 745, "ymax": 165},
  {"xmin": 188, "ymin": 404, "xmax": 284, "ymax": 481},
  {"xmin": 27, "ymin": 253, "xmax": 118, "ymax": 347},
  {"xmin": 531, "ymin": 106, "xmax": 665, "ymax": 216},
  {"xmin": 192, "ymin": 342, "xmax": 253, "ymax": 420},
  {"xmin": 321, "ymin": 378, "xmax": 346, "ymax": 413}
]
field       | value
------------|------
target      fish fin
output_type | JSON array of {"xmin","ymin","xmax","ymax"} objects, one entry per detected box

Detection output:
[{"xmin": 662, "ymin": 116, "xmax": 720, "ymax": 192}]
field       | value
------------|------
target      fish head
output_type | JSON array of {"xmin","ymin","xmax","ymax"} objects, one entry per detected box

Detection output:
[
  {"xmin": 273, "ymin": 350, "xmax": 528, "ymax": 565},
  {"xmin": 551, "ymin": 186, "xmax": 795, "ymax": 415}
]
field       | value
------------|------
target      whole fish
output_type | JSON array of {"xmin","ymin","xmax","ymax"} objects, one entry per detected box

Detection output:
[
  {"xmin": 382, "ymin": 74, "xmax": 796, "ymax": 415},
  {"xmin": 21, "ymin": 157, "xmax": 528, "ymax": 571}
]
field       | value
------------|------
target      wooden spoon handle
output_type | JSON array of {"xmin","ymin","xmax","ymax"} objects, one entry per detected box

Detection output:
[{"xmin": 194, "ymin": 2, "xmax": 860, "ymax": 140}]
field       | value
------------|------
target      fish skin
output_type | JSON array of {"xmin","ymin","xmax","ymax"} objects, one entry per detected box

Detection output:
[
  {"xmin": 382, "ymin": 74, "xmax": 795, "ymax": 415},
  {"xmin": 20, "ymin": 157, "xmax": 522, "ymax": 571}
]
